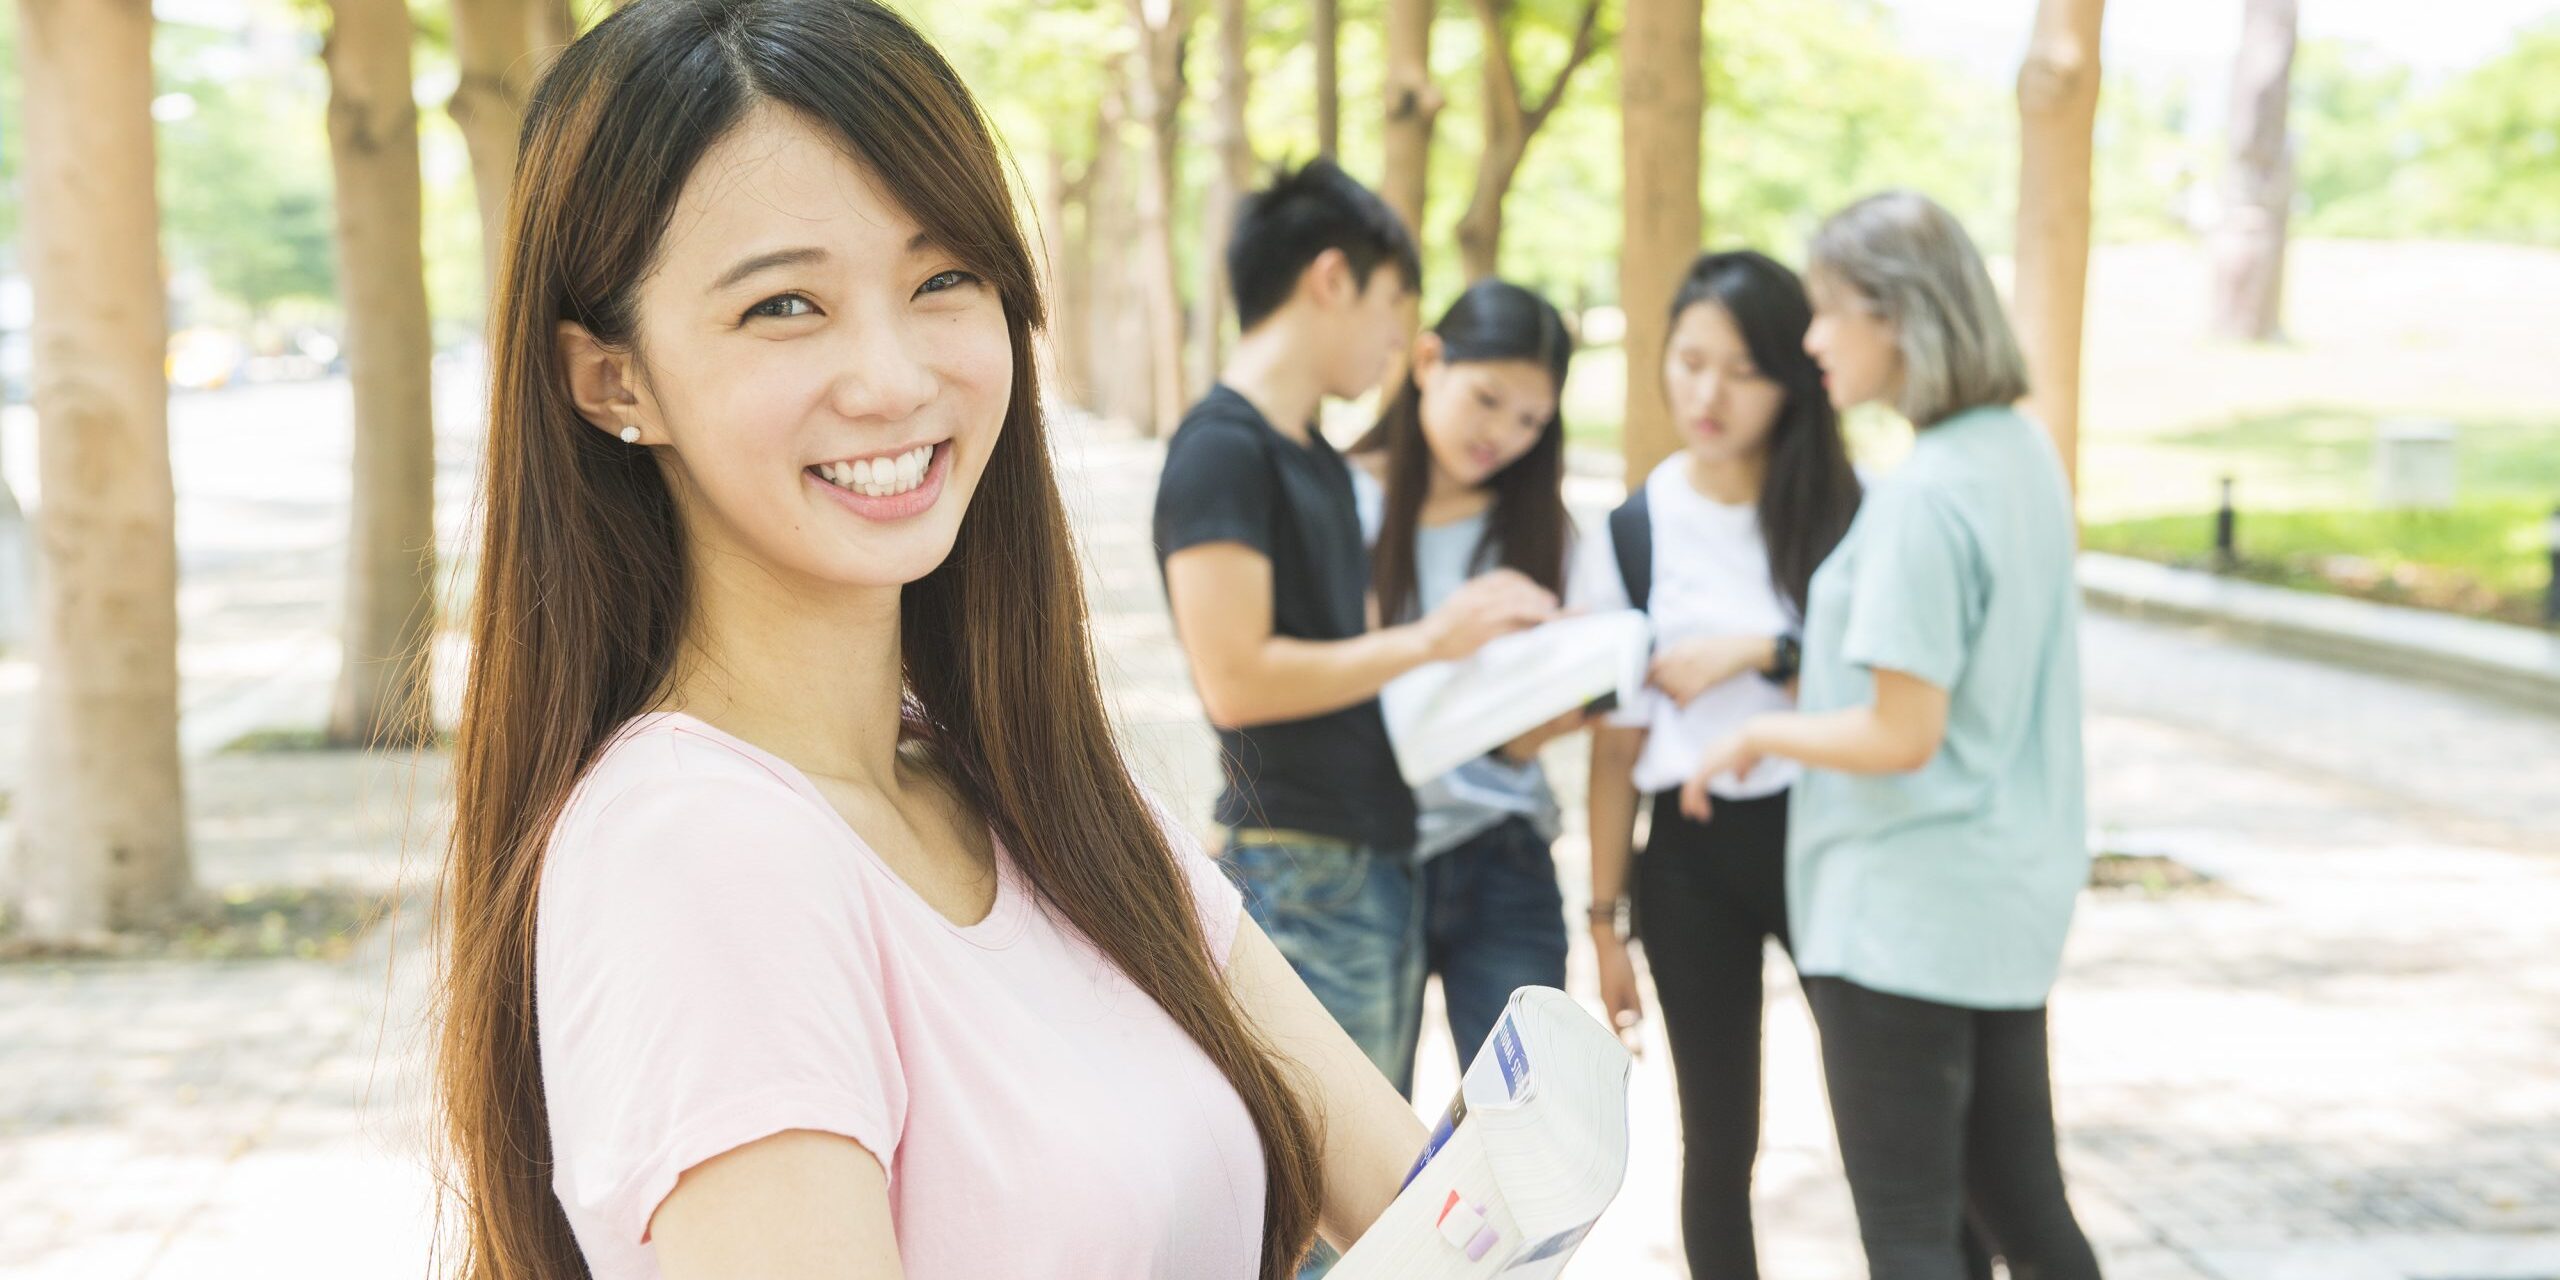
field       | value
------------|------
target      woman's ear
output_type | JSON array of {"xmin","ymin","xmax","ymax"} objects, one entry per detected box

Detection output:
[
  {"xmin": 1409, "ymin": 330, "xmax": 1447, "ymax": 385},
  {"xmin": 556, "ymin": 322, "xmax": 650, "ymax": 442}
]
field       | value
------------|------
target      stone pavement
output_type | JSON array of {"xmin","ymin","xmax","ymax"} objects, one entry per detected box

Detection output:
[
  {"xmin": 3, "ymin": 407, "xmax": 2557, "ymax": 1277},
  {"xmin": 1074, "ymin": 419, "xmax": 2560, "ymax": 1280}
]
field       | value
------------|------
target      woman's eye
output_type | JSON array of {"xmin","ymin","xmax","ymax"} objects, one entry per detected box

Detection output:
[
  {"xmin": 744, "ymin": 294, "xmax": 816, "ymax": 321},
  {"xmin": 1474, "ymin": 389, "xmax": 1501, "ymax": 410},
  {"xmin": 919, "ymin": 269, "xmax": 981, "ymax": 296}
]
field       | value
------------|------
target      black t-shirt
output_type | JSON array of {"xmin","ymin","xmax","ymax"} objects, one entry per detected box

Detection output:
[{"xmin": 1152, "ymin": 385, "xmax": 1418, "ymax": 851}]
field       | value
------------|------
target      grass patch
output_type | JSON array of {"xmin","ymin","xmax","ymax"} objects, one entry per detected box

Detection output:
[
  {"xmin": 2088, "ymin": 851, "xmax": 2232, "ymax": 898},
  {"xmin": 0, "ymin": 882, "xmax": 410, "ymax": 964},
  {"xmin": 220, "ymin": 724, "xmax": 454, "ymax": 754},
  {"xmin": 2086, "ymin": 500, "xmax": 2554, "ymax": 625},
  {"xmin": 2082, "ymin": 406, "xmax": 2560, "ymax": 520},
  {"xmin": 2153, "ymin": 408, "xmax": 2560, "ymax": 499},
  {"xmin": 220, "ymin": 725, "xmax": 337, "ymax": 754}
]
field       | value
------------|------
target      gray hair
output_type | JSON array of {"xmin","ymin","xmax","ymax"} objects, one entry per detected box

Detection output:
[{"xmin": 1808, "ymin": 190, "xmax": 2029, "ymax": 428}]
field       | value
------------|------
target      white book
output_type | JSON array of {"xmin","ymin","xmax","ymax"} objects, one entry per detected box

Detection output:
[
  {"xmin": 1380, "ymin": 610, "xmax": 1653, "ymax": 787},
  {"xmin": 1329, "ymin": 987, "xmax": 1634, "ymax": 1279}
]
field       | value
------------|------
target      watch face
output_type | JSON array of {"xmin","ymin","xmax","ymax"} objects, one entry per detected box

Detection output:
[{"xmin": 1771, "ymin": 634, "xmax": 1802, "ymax": 679}]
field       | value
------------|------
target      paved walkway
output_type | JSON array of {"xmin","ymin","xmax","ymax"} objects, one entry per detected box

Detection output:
[{"xmin": 4, "ymin": 406, "xmax": 2557, "ymax": 1278}]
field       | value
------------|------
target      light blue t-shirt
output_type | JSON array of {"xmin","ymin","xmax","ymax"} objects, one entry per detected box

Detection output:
[
  {"xmin": 1787, "ymin": 405, "xmax": 2088, "ymax": 1010},
  {"xmin": 1351, "ymin": 468, "xmax": 1565, "ymax": 862}
]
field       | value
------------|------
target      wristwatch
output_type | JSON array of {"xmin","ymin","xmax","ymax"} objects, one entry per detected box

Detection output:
[{"xmin": 1763, "ymin": 631, "xmax": 1802, "ymax": 684}]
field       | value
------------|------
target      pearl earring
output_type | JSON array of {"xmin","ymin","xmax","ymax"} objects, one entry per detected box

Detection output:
[{"xmin": 618, "ymin": 425, "xmax": 641, "ymax": 444}]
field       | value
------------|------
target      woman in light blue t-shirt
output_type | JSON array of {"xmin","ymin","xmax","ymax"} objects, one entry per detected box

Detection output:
[
  {"xmin": 1345, "ymin": 280, "xmax": 1587, "ymax": 1076},
  {"xmin": 1678, "ymin": 191, "xmax": 2103, "ymax": 1280}
]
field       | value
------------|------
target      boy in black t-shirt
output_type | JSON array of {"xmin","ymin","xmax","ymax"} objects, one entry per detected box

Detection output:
[{"xmin": 1152, "ymin": 161, "xmax": 1554, "ymax": 1130}]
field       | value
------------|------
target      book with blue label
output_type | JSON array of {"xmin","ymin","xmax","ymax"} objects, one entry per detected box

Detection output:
[{"xmin": 1330, "ymin": 986, "xmax": 1634, "ymax": 1278}]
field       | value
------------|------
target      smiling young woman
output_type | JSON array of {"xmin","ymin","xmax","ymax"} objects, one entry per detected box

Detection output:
[{"xmin": 434, "ymin": 4, "xmax": 1425, "ymax": 1278}]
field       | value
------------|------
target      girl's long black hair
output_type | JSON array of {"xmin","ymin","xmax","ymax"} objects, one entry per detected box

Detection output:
[
  {"xmin": 1351, "ymin": 279, "xmax": 1573, "ymax": 625},
  {"xmin": 1671, "ymin": 250, "xmax": 1862, "ymax": 615}
]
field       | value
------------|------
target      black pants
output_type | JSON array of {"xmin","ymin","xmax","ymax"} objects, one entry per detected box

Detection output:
[
  {"xmin": 1633, "ymin": 789, "xmax": 1791, "ymax": 1280},
  {"xmin": 1805, "ymin": 976, "xmax": 2103, "ymax": 1280}
]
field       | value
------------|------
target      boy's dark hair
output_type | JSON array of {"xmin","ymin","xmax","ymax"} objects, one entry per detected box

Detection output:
[{"xmin": 1227, "ymin": 158, "xmax": 1421, "ymax": 332}]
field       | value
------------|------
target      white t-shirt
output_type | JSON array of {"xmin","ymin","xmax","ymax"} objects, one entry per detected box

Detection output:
[{"xmin": 1568, "ymin": 454, "xmax": 1801, "ymax": 799}]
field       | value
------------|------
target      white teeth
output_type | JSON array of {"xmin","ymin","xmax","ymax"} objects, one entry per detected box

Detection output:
[{"xmin": 815, "ymin": 444, "xmax": 935, "ymax": 498}]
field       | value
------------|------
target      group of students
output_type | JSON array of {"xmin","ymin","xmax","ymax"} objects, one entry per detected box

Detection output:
[
  {"xmin": 425, "ymin": 2, "xmax": 2103, "ymax": 1278},
  {"xmin": 1156, "ymin": 163, "xmax": 2101, "ymax": 1280}
]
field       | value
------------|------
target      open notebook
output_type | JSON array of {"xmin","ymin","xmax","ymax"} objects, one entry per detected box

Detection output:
[
  {"xmin": 1379, "ymin": 610, "xmax": 1654, "ymax": 787},
  {"xmin": 1330, "ymin": 987, "xmax": 1635, "ymax": 1278}
]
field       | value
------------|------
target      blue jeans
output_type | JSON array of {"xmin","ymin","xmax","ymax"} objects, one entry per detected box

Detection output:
[
  {"xmin": 1222, "ymin": 832, "xmax": 1425, "ymax": 1096},
  {"xmin": 1422, "ymin": 817, "xmax": 1570, "ymax": 1072},
  {"xmin": 1223, "ymin": 831, "xmax": 1424, "ymax": 1280}
]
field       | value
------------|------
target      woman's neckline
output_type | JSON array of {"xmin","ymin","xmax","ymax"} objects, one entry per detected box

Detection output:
[
  {"xmin": 626, "ymin": 710, "xmax": 1026, "ymax": 946},
  {"xmin": 1350, "ymin": 452, "xmax": 1494, "ymax": 529}
]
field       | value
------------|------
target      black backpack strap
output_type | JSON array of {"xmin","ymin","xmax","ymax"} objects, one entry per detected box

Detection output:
[{"xmin": 1607, "ymin": 487, "xmax": 1652, "ymax": 614}]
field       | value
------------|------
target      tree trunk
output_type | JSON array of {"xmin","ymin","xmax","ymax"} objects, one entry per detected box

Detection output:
[
  {"xmin": 1618, "ymin": 0, "xmax": 1703, "ymax": 482},
  {"xmin": 528, "ymin": 0, "xmax": 576, "ymax": 73},
  {"xmin": 1037, "ymin": 146, "xmax": 1093, "ymax": 411},
  {"xmin": 2210, "ymin": 0, "xmax": 2296, "ymax": 343},
  {"xmin": 2014, "ymin": 0, "xmax": 2105, "ymax": 493},
  {"xmin": 324, "ymin": 0, "xmax": 441, "ymax": 749},
  {"xmin": 449, "ymin": 0, "xmax": 533, "ymax": 299},
  {"xmin": 1454, "ymin": 93, "xmax": 1527, "ymax": 283},
  {"xmin": 1455, "ymin": 0, "xmax": 1602, "ymax": 282},
  {"xmin": 1314, "ymin": 0, "xmax": 1340, "ymax": 159},
  {"xmin": 11, "ymin": 0, "xmax": 193, "ymax": 938},
  {"xmin": 1086, "ymin": 69, "xmax": 1156, "ymax": 430},
  {"xmin": 1380, "ymin": 0, "xmax": 1440, "ymax": 237},
  {"xmin": 1126, "ymin": 0, "xmax": 1193, "ymax": 437},
  {"xmin": 1196, "ymin": 0, "xmax": 1253, "ymax": 392}
]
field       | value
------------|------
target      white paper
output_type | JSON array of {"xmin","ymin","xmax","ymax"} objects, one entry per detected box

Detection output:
[{"xmin": 1381, "ymin": 611, "xmax": 1653, "ymax": 786}]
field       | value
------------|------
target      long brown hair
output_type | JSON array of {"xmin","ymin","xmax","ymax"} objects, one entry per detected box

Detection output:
[
  {"xmin": 435, "ymin": 3, "xmax": 1323, "ymax": 1275},
  {"xmin": 1351, "ymin": 280, "xmax": 1572, "ymax": 625}
]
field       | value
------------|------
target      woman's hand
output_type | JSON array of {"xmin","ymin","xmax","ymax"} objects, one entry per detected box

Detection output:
[
  {"xmin": 1646, "ymin": 634, "xmax": 1774, "ymax": 706},
  {"xmin": 1590, "ymin": 923, "xmax": 1644, "ymax": 1054},
  {"xmin": 1677, "ymin": 730, "xmax": 1766, "ymax": 823},
  {"xmin": 1422, "ymin": 569, "xmax": 1558, "ymax": 662}
]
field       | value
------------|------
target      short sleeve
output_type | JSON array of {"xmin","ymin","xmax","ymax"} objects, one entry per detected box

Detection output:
[
  {"xmin": 1141, "ymin": 789, "xmax": 1246, "ymax": 968},
  {"xmin": 538, "ymin": 776, "xmax": 904, "ymax": 1247},
  {"xmin": 1566, "ymin": 515, "xmax": 1649, "ymax": 729},
  {"xmin": 1154, "ymin": 418, "xmax": 1277, "ymax": 561},
  {"xmin": 1349, "ymin": 464, "xmax": 1386, "ymax": 547},
  {"xmin": 1567, "ymin": 516, "xmax": 1631, "ymax": 615},
  {"xmin": 1839, "ymin": 482, "xmax": 1981, "ymax": 691}
]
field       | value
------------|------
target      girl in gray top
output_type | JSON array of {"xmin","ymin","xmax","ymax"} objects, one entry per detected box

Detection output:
[{"xmin": 1346, "ymin": 280, "xmax": 1586, "ymax": 1072}]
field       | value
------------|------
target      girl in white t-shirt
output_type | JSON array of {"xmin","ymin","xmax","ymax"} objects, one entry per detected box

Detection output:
[{"xmin": 1569, "ymin": 250, "xmax": 1861, "ymax": 1279}]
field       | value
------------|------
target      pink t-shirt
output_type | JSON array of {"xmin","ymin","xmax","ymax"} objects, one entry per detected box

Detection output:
[{"xmin": 534, "ymin": 712, "xmax": 1266, "ymax": 1278}]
